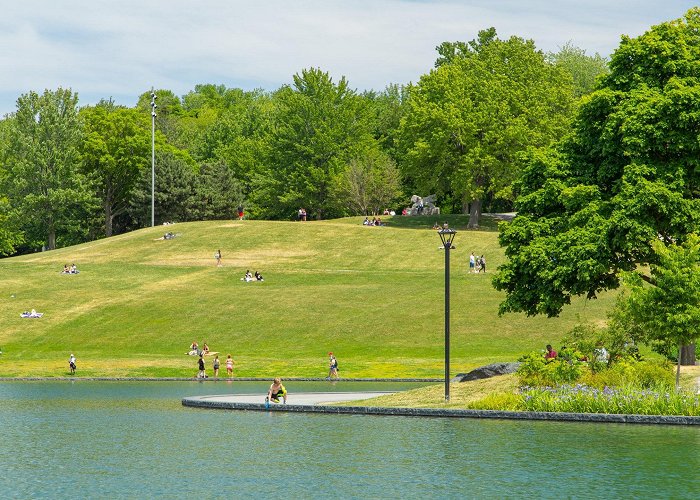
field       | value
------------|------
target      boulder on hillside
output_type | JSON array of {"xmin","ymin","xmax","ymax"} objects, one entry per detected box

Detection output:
[{"xmin": 451, "ymin": 362, "xmax": 520, "ymax": 383}]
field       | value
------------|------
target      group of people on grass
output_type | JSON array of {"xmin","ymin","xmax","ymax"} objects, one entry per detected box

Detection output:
[
  {"xmin": 363, "ymin": 217, "xmax": 384, "ymax": 226},
  {"xmin": 298, "ymin": 208, "xmax": 307, "ymax": 221},
  {"xmin": 197, "ymin": 353, "xmax": 235, "ymax": 378},
  {"xmin": 213, "ymin": 251, "xmax": 264, "ymax": 282},
  {"xmin": 189, "ymin": 340, "xmax": 213, "ymax": 356},
  {"xmin": 544, "ymin": 343, "xmax": 610, "ymax": 363},
  {"xmin": 468, "ymin": 253, "xmax": 486, "ymax": 273},
  {"xmin": 61, "ymin": 264, "xmax": 79, "ymax": 274},
  {"xmin": 241, "ymin": 270, "xmax": 264, "ymax": 282}
]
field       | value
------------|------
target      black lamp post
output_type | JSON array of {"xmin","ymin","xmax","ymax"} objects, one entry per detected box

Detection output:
[
  {"xmin": 438, "ymin": 227, "xmax": 457, "ymax": 401},
  {"xmin": 150, "ymin": 90, "xmax": 157, "ymax": 227}
]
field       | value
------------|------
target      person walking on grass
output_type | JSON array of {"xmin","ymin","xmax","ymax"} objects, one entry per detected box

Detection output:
[
  {"xmin": 213, "ymin": 355, "xmax": 220, "ymax": 377},
  {"xmin": 215, "ymin": 249, "xmax": 222, "ymax": 267},
  {"xmin": 226, "ymin": 354, "xmax": 234, "ymax": 377},
  {"xmin": 469, "ymin": 253, "xmax": 475, "ymax": 273},
  {"xmin": 69, "ymin": 353, "xmax": 77, "ymax": 375},
  {"xmin": 327, "ymin": 352, "xmax": 339, "ymax": 380}
]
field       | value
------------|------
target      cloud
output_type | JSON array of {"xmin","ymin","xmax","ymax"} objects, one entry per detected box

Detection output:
[{"xmin": 0, "ymin": 0, "xmax": 696, "ymax": 115}]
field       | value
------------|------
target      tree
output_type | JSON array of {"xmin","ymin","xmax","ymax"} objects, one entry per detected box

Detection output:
[
  {"xmin": 494, "ymin": 9, "xmax": 700, "ymax": 360},
  {"xmin": 400, "ymin": 28, "xmax": 575, "ymax": 226},
  {"xmin": 547, "ymin": 41, "xmax": 609, "ymax": 98},
  {"xmin": 343, "ymin": 150, "xmax": 403, "ymax": 215},
  {"xmin": 617, "ymin": 236, "xmax": 700, "ymax": 387},
  {"xmin": 80, "ymin": 102, "xmax": 151, "ymax": 236},
  {"xmin": 4, "ymin": 88, "xmax": 93, "ymax": 250},
  {"xmin": 127, "ymin": 149, "xmax": 196, "ymax": 227},
  {"xmin": 254, "ymin": 68, "xmax": 375, "ymax": 220},
  {"xmin": 189, "ymin": 161, "xmax": 244, "ymax": 220}
]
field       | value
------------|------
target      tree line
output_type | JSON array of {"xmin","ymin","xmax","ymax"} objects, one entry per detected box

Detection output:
[{"xmin": 0, "ymin": 29, "xmax": 607, "ymax": 255}]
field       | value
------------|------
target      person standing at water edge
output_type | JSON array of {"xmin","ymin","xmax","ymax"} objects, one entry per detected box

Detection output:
[
  {"xmin": 226, "ymin": 354, "xmax": 234, "ymax": 377},
  {"xmin": 197, "ymin": 355, "xmax": 206, "ymax": 378},
  {"xmin": 69, "ymin": 353, "xmax": 76, "ymax": 374},
  {"xmin": 213, "ymin": 355, "xmax": 220, "ymax": 377}
]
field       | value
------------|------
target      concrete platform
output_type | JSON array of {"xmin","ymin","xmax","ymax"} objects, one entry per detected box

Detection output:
[{"xmin": 184, "ymin": 391, "xmax": 394, "ymax": 407}]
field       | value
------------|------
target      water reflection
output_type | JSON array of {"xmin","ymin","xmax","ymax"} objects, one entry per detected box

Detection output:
[{"xmin": 0, "ymin": 381, "xmax": 698, "ymax": 498}]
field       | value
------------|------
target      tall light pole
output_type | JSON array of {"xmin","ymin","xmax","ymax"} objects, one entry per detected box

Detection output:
[
  {"xmin": 150, "ymin": 89, "xmax": 157, "ymax": 227},
  {"xmin": 438, "ymin": 227, "xmax": 457, "ymax": 401}
]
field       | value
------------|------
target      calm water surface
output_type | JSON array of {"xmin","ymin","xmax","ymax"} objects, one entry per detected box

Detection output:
[{"xmin": 0, "ymin": 381, "xmax": 698, "ymax": 499}]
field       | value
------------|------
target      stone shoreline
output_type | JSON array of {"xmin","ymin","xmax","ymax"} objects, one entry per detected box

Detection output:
[
  {"xmin": 0, "ymin": 376, "xmax": 441, "ymax": 382},
  {"xmin": 181, "ymin": 396, "xmax": 700, "ymax": 426}
]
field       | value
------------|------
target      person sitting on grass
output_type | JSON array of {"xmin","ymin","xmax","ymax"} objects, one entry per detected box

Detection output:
[
  {"xmin": 242, "ymin": 270, "xmax": 253, "ymax": 282},
  {"xmin": 254, "ymin": 271, "xmax": 264, "ymax": 282},
  {"xmin": 266, "ymin": 377, "xmax": 287, "ymax": 404},
  {"xmin": 544, "ymin": 344, "xmax": 558, "ymax": 360},
  {"xmin": 189, "ymin": 341, "xmax": 199, "ymax": 355}
]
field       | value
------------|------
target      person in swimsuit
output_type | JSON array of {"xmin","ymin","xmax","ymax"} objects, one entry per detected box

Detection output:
[
  {"xmin": 225, "ymin": 354, "xmax": 234, "ymax": 377},
  {"xmin": 266, "ymin": 377, "xmax": 287, "ymax": 404}
]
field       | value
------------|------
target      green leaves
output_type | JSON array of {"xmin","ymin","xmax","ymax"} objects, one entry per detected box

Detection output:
[
  {"xmin": 496, "ymin": 9, "xmax": 700, "ymax": 320},
  {"xmin": 400, "ymin": 29, "xmax": 575, "ymax": 221}
]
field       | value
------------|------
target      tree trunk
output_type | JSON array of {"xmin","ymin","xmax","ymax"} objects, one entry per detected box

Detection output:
[
  {"xmin": 675, "ymin": 342, "xmax": 681, "ymax": 390},
  {"xmin": 105, "ymin": 201, "xmax": 113, "ymax": 237},
  {"xmin": 47, "ymin": 218, "xmax": 56, "ymax": 250},
  {"xmin": 680, "ymin": 343, "xmax": 696, "ymax": 366},
  {"xmin": 468, "ymin": 199, "xmax": 482, "ymax": 228}
]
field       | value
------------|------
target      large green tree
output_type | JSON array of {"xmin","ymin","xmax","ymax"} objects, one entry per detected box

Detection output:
[
  {"xmin": 400, "ymin": 28, "xmax": 575, "ymax": 226},
  {"xmin": 494, "ymin": 9, "xmax": 700, "ymax": 361},
  {"xmin": 81, "ymin": 102, "xmax": 151, "ymax": 237},
  {"xmin": 617, "ymin": 235, "xmax": 700, "ymax": 386},
  {"xmin": 254, "ymin": 68, "xmax": 375, "ymax": 220},
  {"xmin": 4, "ymin": 88, "xmax": 93, "ymax": 250},
  {"xmin": 547, "ymin": 41, "xmax": 609, "ymax": 98}
]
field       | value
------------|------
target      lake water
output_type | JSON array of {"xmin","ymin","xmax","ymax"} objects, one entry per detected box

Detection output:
[{"xmin": 1, "ymin": 381, "xmax": 698, "ymax": 499}]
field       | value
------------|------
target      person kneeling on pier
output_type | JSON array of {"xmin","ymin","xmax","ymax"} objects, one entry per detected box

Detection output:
[{"xmin": 266, "ymin": 377, "xmax": 287, "ymax": 404}]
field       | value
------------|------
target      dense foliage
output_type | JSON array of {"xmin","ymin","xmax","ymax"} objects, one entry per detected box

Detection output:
[
  {"xmin": 0, "ymin": 26, "xmax": 604, "ymax": 254},
  {"xmin": 493, "ymin": 8, "xmax": 700, "ymax": 368}
]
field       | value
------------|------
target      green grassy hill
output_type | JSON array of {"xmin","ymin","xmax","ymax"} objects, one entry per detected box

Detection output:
[{"xmin": 0, "ymin": 216, "xmax": 615, "ymax": 377}]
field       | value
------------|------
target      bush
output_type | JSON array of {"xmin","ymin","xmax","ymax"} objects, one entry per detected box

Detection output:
[
  {"xmin": 517, "ymin": 348, "xmax": 585, "ymax": 387},
  {"xmin": 581, "ymin": 359, "xmax": 674, "ymax": 389},
  {"xmin": 518, "ymin": 384, "xmax": 699, "ymax": 416}
]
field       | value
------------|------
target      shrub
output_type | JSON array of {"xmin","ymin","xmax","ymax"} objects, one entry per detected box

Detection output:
[
  {"xmin": 518, "ymin": 384, "xmax": 699, "ymax": 416},
  {"xmin": 517, "ymin": 348, "xmax": 585, "ymax": 386},
  {"xmin": 581, "ymin": 359, "xmax": 674, "ymax": 389}
]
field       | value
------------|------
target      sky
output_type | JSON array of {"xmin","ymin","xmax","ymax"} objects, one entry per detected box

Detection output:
[{"xmin": 0, "ymin": 1, "xmax": 696, "ymax": 115}]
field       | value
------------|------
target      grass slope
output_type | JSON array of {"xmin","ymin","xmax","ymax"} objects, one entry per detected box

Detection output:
[{"xmin": 0, "ymin": 216, "xmax": 615, "ymax": 377}]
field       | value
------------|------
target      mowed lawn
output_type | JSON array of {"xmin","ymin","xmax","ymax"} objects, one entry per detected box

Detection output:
[{"xmin": 0, "ymin": 216, "xmax": 615, "ymax": 378}]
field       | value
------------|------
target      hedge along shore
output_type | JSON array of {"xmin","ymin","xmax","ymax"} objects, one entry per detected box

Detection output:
[{"xmin": 181, "ymin": 397, "xmax": 700, "ymax": 426}]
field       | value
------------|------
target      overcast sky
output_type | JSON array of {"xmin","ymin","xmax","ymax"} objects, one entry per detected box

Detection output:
[{"xmin": 0, "ymin": 1, "xmax": 696, "ymax": 115}]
